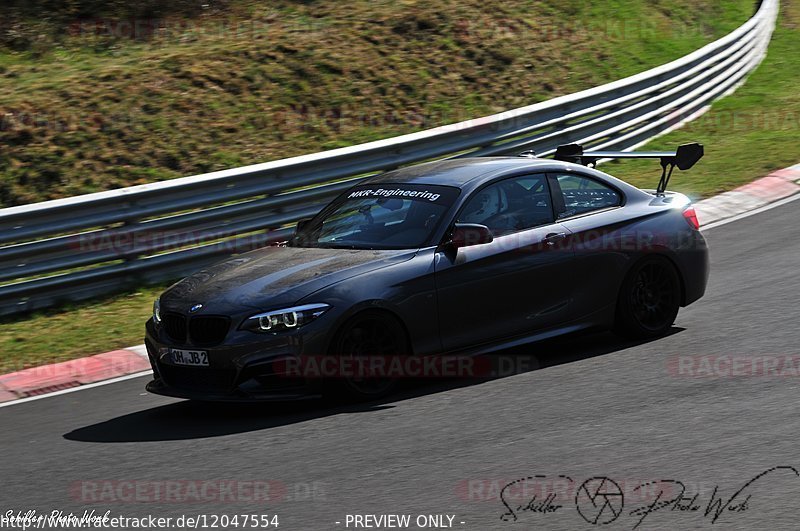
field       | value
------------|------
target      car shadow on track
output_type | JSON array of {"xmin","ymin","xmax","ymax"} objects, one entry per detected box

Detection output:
[{"xmin": 63, "ymin": 328, "xmax": 683, "ymax": 443}]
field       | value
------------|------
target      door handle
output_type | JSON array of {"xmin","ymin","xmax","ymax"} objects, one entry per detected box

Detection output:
[{"xmin": 543, "ymin": 232, "xmax": 567, "ymax": 246}]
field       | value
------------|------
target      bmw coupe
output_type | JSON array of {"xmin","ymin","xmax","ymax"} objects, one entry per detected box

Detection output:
[{"xmin": 145, "ymin": 143, "xmax": 709, "ymax": 400}]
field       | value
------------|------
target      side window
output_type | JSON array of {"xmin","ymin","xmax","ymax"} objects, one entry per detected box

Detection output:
[
  {"xmin": 552, "ymin": 174, "xmax": 621, "ymax": 219},
  {"xmin": 459, "ymin": 175, "xmax": 554, "ymax": 236}
]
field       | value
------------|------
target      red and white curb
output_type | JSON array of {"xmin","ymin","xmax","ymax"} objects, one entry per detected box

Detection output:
[
  {"xmin": 694, "ymin": 164, "xmax": 800, "ymax": 226},
  {"xmin": 1, "ymin": 163, "xmax": 799, "ymax": 404},
  {"xmin": 0, "ymin": 346, "xmax": 150, "ymax": 403}
]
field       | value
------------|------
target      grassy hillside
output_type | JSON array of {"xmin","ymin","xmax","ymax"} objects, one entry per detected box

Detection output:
[
  {"xmin": 610, "ymin": 0, "xmax": 800, "ymax": 198},
  {"xmin": 0, "ymin": 0, "xmax": 754, "ymax": 206}
]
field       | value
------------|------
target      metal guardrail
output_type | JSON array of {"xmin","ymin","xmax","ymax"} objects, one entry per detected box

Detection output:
[{"xmin": 0, "ymin": 0, "xmax": 778, "ymax": 317}]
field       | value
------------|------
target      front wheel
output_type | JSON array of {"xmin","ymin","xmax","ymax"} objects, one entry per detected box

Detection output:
[
  {"xmin": 614, "ymin": 256, "xmax": 681, "ymax": 339},
  {"xmin": 325, "ymin": 312, "xmax": 409, "ymax": 400}
]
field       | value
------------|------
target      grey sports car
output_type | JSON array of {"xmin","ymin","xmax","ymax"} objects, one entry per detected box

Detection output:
[{"xmin": 145, "ymin": 143, "xmax": 709, "ymax": 401}]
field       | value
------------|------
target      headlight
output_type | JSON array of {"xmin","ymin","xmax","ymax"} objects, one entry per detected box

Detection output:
[
  {"xmin": 153, "ymin": 297, "xmax": 162, "ymax": 325},
  {"xmin": 240, "ymin": 303, "xmax": 330, "ymax": 333}
]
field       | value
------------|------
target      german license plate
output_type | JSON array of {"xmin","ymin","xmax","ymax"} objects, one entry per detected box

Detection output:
[{"xmin": 170, "ymin": 348, "xmax": 208, "ymax": 367}]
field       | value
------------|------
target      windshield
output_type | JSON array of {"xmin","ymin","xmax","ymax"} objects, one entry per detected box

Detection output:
[{"xmin": 295, "ymin": 184, "xmax": 460, "ymax": 250}]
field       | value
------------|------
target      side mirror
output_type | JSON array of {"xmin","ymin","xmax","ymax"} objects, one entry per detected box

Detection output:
[
  {"xmin": 296, "ymin": 218, "xmax": 313, "ymax": 235},
  {"xmin": 450, "ymin": 223, "xmax": 494, "ymax": 249}
]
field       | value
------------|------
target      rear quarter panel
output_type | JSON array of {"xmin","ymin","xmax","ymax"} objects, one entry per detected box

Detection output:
[{"xmin": 558, "ymin": 194, "xmax": 708, "ymax": 321}]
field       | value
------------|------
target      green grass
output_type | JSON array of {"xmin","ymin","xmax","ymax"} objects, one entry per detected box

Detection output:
[
  {"xmin": 2, "ymin": 0, "xmax": 794, "ymax": 372},
  {"xmin": 0, "ymin": 0, "xmax": 754, "ymax": 206},
  {"xmin": 608, "ymin": 1, "xmax": 800, "ymax": 198},
  {"xmin": 0, "ymin": 284, "xmax": 166, "ymax": 374}
]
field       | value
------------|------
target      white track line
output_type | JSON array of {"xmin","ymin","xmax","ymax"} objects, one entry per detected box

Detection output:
[{"xmin": 1, "ymin": 190, "xmax": 799, "ymax": 409}]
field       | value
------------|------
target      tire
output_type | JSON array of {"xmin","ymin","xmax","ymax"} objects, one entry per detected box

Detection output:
[
  {"xmin": 325, "ymin": 311, "xmax": 409, "ymax": 400},
  {"xmin": 614, "ymin": 256, "xmax": 681, "ymax": 339}
]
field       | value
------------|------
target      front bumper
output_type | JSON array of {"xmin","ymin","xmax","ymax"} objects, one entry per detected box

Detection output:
[
  {"xmin": 144, "ymin": 318, "xmax": 328, "ymax": 401},
  {"xmin": 144, "ymin": 378, "xmax": 321, "ymax": 402}
]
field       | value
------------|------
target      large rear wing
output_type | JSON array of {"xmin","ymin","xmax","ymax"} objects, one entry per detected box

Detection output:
[{"xmin": 552, "ymin": 142, "xmax": 704, "ymax": 195}]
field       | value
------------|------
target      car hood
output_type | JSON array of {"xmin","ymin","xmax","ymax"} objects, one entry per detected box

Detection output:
[{"xmin": 160, "ymin": 246, "xmax": 416, "ymax": 314}]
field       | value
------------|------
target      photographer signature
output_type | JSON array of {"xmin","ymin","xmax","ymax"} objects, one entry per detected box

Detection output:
[{"xmin": 499, "ymin": 466, "xmax": 799, "ymax": 528}]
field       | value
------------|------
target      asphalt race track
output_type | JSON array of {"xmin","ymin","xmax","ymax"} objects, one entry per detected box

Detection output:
[{"xmin": 2, "ymin": 198, "xmax": 800, "ymax": 530}]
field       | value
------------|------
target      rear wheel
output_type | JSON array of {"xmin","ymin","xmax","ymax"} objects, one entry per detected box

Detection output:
[
  {"xmin": 614, "ymin": 256, "xmax": 681, "ymax": 339},
  {"xmin": 326, "ymin": 312, "xmax": 409, "ymax": 400}
]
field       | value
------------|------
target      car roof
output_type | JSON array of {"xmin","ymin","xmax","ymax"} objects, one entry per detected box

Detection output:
[
  {"xmin": 359, "ymin": 156, "xmax": 651, "ymax": 203},
  {"xmin": 362, "ymin": 157, "xmax": 560, "ymax": 188}
]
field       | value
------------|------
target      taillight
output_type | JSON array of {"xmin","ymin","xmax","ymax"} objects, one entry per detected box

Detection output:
[{"xmin": 682, "ymin": 206, "xmax": 700, "ymax": 230}]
